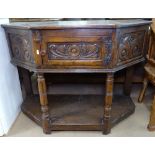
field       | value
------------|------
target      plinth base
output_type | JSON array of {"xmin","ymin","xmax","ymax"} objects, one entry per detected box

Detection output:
[{"xmin": 21, "ymin": 95, "xmax": 135, "ymax": 131}]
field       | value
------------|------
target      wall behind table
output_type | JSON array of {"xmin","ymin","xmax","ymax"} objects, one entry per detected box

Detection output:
[{"xmin": 0, "ymin": 18, "xmax": 23, "ymax": 136}]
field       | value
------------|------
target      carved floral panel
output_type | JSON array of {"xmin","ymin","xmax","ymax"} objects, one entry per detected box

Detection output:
[
  {"xmin": 47, "ymin": 42, "xmax": 101, "ymax": 60},
  {"xmin": 9, "ymin": 34, "xmax": 34, "ymax": 63},
  {"xmin": 118, "ymin": 31, "xmax": 145, "ymax": 62}
]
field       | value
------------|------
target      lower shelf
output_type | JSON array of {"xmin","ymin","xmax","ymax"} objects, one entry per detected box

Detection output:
[{"xmin": 21, "ymin": 95, "xmax": 135, "ymax": 131}]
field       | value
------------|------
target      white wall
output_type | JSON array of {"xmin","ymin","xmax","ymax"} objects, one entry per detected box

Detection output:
[{"xmin": 0, "ymin": 18, "xmax": 23, "ymax": 136}]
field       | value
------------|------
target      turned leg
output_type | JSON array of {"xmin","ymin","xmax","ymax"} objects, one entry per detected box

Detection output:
[
  {"xmin": 37, "ymin": 73, "xmax": 51, "ymax": 134},
  {"xmin": 103, "ymin": 73, "xmax": 114, "ymax": 134},
  {"xmin": 138, "ymin": 76, "xmax": 148, "ymax": 103},
  {"xmin": 124, "ymin": 66, "xmax": 134, "ymax": 96},
  {"xmin": 147, "ymin": 95, "xmax": 155, "ymax": 131}
]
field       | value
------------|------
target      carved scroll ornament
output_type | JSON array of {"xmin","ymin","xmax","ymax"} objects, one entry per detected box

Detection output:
[
  {"xmin": 9, "ymin": 34, "xmax": 34, "ymax": 63},
  {"xmin": 118, "ymin": 31, "xmax": 145, "ymax": 62},
  {"xmin": 47, "ymin": 43, "xmax": 100, "ymax": 60}
]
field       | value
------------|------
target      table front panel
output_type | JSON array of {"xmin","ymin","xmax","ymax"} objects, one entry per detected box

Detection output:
[{"xmin": 40, "ymin": 29, "xmax": 115, "ymax": 68}]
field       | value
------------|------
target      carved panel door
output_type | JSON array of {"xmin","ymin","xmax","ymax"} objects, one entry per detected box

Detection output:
[{"xmin": 40, "ymin": 30, "xmax": 114, "ymax": 68}]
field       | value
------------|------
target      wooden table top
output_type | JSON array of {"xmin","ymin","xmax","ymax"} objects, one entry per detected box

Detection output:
[{"xmin": 2, "ymin": 19, "xmax": 151, "ymax": 29}]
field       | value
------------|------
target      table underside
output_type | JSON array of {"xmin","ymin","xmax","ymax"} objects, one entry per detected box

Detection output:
[{"xmin": 21, "ymin": 94, "xmax": 135, "ymax": 131}]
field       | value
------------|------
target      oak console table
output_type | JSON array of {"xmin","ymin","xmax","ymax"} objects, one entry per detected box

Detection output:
[{"xmin": 2, "ymin": 20, "xmax": 151, "ymax": 134}]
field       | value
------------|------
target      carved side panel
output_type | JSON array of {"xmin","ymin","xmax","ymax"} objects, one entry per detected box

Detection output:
[
  {"xmin": 9, "ymin": 33, "xmax": 34, "ymax": 63},
  {"xmin": 118, "ymin": 30, "xmax": 145, "ymax": 63},
  {"xmin": 47, "ymin": 43, "xmax": 100, "ymax": 60}
]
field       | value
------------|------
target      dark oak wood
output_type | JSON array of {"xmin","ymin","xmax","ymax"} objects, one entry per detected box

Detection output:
[
  {"xmin": 2, "ymin": 20, "xmax": 150, "ymax": 72},
  {"xmin": 37, "ymin": 73, "xmax": 51, "ymax": 134},
  {"xmin": 103, "ymin": 73, "xmax": 114, "ymax": 134},
  {"xmin": 20, "ymin": 67, "xmax": 33, "ymax": 96},
  {"xmin": 2, "ymin": 19, "xmax": 151, "ymax": 134},
  {"xmin": 124, "ymin": 66, "xmax": 134, "ymax": 96},
  {"xmin": 21, "ymin": 95, "xmax": 135, "ymax": 131},
  {"xmin": 2, "ymin": 20, "xmax": 151, "ymax": 29}
]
